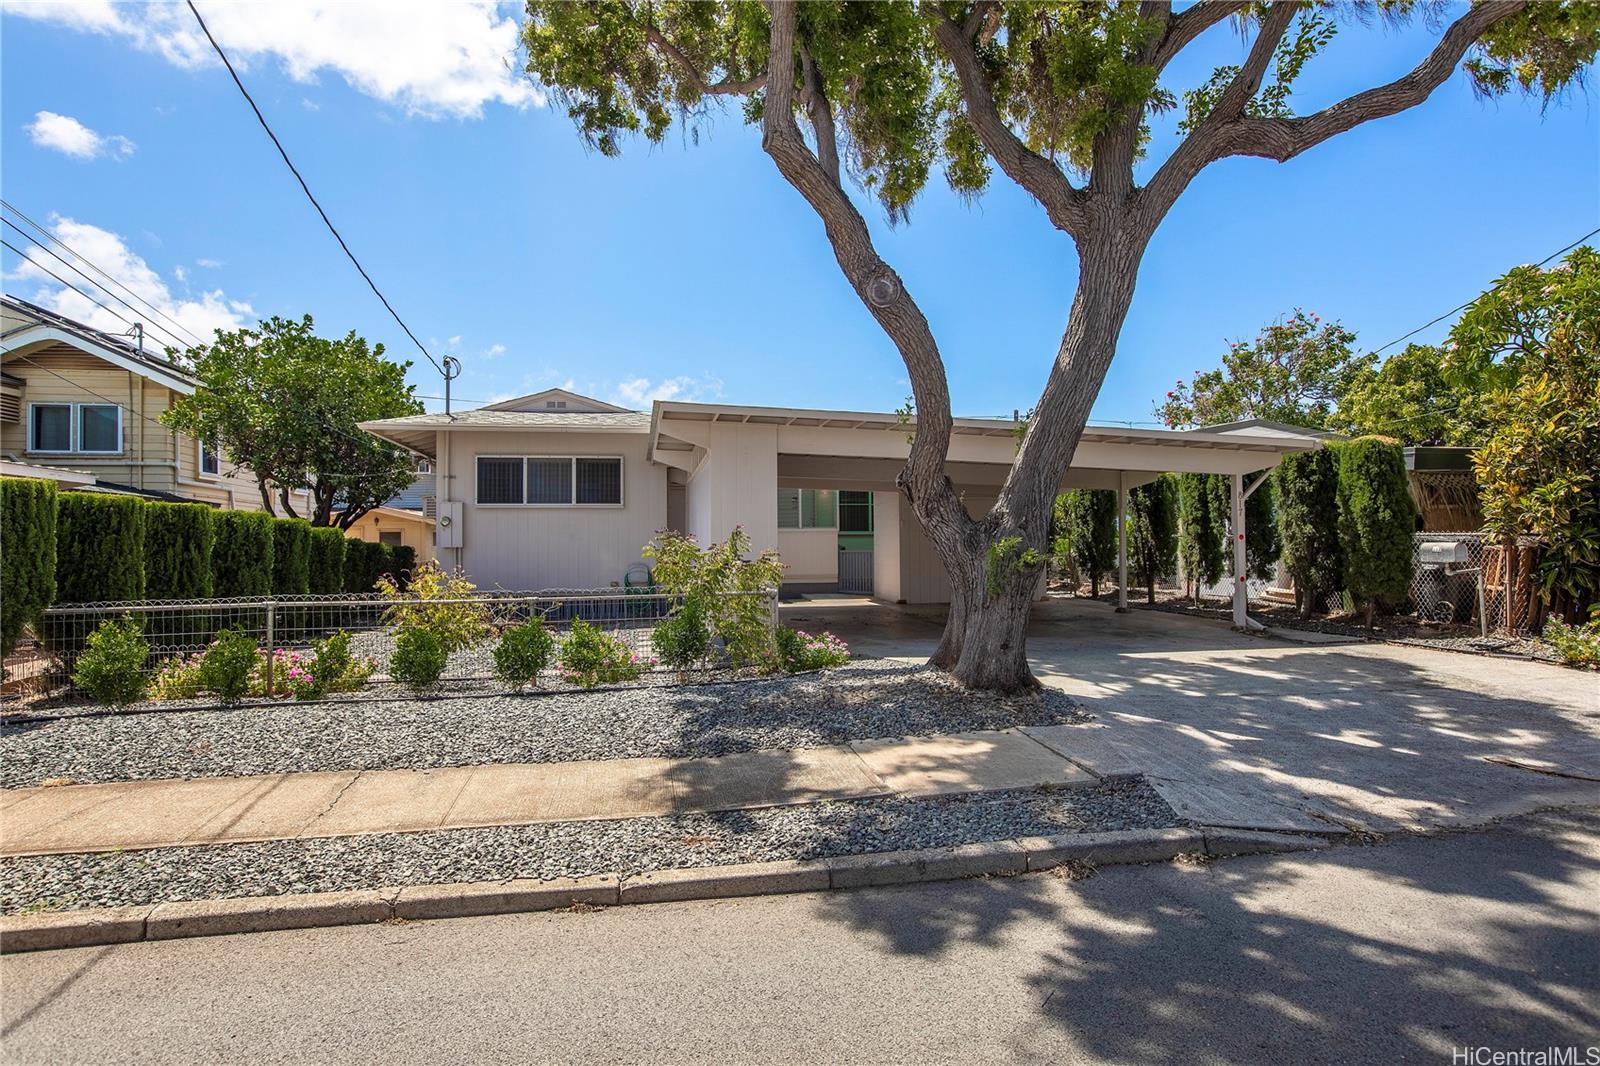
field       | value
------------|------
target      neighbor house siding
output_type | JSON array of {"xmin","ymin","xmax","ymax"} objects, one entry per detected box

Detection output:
[
  {"xmin": 447, "ymin": 429, "xmax": 667, "ymax": 590},
  {"xmin": 777, "ymin": 528, "xmax": 837, "ymax": 586}
]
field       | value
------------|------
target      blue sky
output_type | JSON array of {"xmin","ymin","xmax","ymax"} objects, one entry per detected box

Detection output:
[{"xmin": 3, "ymin": 2, "xmax": 1596, "ymax": 422}]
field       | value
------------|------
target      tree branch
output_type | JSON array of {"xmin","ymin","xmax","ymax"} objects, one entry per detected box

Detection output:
[
  {"xmin": 1225, "ymin": 0, "xmax": 1526, "ymax": 163},
  {"xmin": 800, "ymin": 43, "xmax": 840, "ymax": 187},
  {"xmin": 761, "ymin": 1, "xmax": 969, "ymax": 533},
  {"xmin": 644, "ymin": 25, "xmax": 765, "ymax": 97},
  {"xmin": 1151, "ymin": 1, "xmax": 1247, "ymax": 71},
  {"xmin": 932, "ymin": 18, "xmax": 1087, "ymax": 237}
]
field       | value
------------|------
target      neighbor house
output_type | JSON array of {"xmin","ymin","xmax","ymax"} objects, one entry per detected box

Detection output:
[
  {"xmin": 1, "ymin": 295, "xmax": 304, "ymax": 511},
  {"xmin": 360, "ymin": 388, "xmax": 1319, "ymax": 623}
]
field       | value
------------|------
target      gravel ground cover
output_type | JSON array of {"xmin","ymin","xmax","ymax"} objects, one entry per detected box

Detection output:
[
  {"xmin": 0, "ymin": 659, "xmax": 1089, "ymax": 788},
  {"xmin": 0, "ymin": 780, "xmax": 1176, "ymax": 914}
]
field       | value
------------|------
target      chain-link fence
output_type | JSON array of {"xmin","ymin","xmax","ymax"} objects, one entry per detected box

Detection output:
[{"xmin": 34, "ymin": 588, "xmax": 779, "ymax": 694}]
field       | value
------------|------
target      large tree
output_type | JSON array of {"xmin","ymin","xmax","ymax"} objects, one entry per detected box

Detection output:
[
  {"xmin": 165, "ymin": 315, "xmax": 422, "ymax": 528},
  {"xmin": 1154, "ymin": 310, "xmax": 1368, "ymax": 430},
  {"xmin": 524, "ymin": 0, "xmax": 1596, "ymax": 691}
]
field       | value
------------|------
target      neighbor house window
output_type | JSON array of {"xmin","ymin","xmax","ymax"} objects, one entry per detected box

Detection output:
[
  {"xmin": 476, "ymin": 456, "xmax": 623, "ymax": 506},
  {"xmin": 777, "ymin": 488, "xmax": 837, "ymax": 529},
  {"xmin": 200, "ymin": 440, "xmax": 221, "ymax": 476},
  {"xmin": 29, "ymin": 402, "xmax": 121, "ymax": 453},
  {"xmin": 378, "ymin": 531, "xmax": 403, "ymax": 546}
]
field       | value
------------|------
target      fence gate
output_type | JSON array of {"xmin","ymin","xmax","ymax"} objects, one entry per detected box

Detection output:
[{"xmin": 839, "ymin": 551, "xmax": 874, "ymax": 595}]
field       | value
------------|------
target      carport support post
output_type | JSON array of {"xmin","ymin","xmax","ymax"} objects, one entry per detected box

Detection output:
[
  {"xmin": 1231, "ymin": 472, "xmax": 1249, "ymax": 630},
  {"xmin": 1116, "ymin": 472, "xmax": 1129, "ymax": 613}
]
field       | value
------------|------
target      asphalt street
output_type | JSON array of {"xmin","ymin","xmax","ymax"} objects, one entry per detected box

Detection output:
[{"xmin": 4, "ymin": 807, "xmax": 1596, "ymax": 1065}]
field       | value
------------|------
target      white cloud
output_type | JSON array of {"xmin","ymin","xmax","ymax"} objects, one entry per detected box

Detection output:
[
  {"xmin": 8, "ymin": 1, "xmax": 541, "ymax": 119},
  {"xmin": 7, "ymin": 215, "xmax": 251, "ymax": 350},
  {"xmin": 613, "ymin": 375, "xmax": 723, "ymax": 408},
  {"xmin": 484, "ymin": 343, "xmax": 506, "ymax": 359},
  {"xmin": 447, "ymin": 334, "xmax": 463, "ymax": 347},
  {"xmin": 196, "ymin": 257, "xmax": 223, "ymax": 268},
  {"xmin": 25, "ymin": 110, "xmax": 135, "ymax": 160}
]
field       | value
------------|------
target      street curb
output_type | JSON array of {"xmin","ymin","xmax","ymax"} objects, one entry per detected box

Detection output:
[{"xmin": 0, "ymin": 826, "xmax": 1336, "ymax": 953}]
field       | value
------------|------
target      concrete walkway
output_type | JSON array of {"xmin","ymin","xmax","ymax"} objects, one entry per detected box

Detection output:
[
  {"xmin": 785, "ymin": 597, "xmax": 1600, "ymax": 834},
  {"xmin": 0, "ymin": 728, "xmax": 1100, "ymax": 857}
]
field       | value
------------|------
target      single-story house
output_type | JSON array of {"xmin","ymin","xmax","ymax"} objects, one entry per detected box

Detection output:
[
  {"xmin": 341, "ymin": 504, "xmax": 436, "ymax": 564},
  {"xmin": 361, "ymin": 388, "xmax": 1320, "ymax": 627}
]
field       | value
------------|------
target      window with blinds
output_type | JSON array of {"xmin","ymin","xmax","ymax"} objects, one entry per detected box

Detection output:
[
  {"xmin": 476, "ymin": 456, "xmax": 623, "ymax": 506},
  {"xmin": 777, "ymin": 488, "xmax": 838, "ymax": 529}
]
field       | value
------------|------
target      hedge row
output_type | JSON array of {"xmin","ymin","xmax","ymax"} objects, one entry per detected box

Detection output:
[{"xmin": 0, "ymin": 482, "xmax": 412, "ymax": 634}]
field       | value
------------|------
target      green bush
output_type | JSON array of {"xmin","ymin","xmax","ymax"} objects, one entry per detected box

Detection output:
[
  {"xmin": 144, "ymin": 502, "xmax": 215, "ymax": 600},
  {"xmin": 1, "ymin": 477, "xmax": 57, "ymax": 657},
  {"xmin": 1127, "ymin": 475, "xmax": 1178, "ymax": 604},
  {"xmin": 1336, "ymin": 437, "xmax": 1416, "ymax": 629},
  {"xmin": 1177, "ymin": 473, "xmax": 1225, "ymax": 599},
  {"xmin": 307, "ymin": 527, "xmax": 347, "ymax": 594},
  {"xmin": 390, "ymin": 625, "xmax": 448, "ymax": 693},
  {"xmin": 652, "ymin": 599, "xmax": 712, "ymax": 673},
  {"xmin": 271, "ymin": 518, "xmax": 312, "ymax": 595},
  {"xmin": 557, "ymin": 618, "xmax": 645, "ymax": 688},
  {"xmin": 198, "ymin": 628, "xmax": 259, "ymax": 704},
  {"xmin": 1274, "ymin": 449, "xmax": 1344, "ymax": 619},
  {"xmin": 390, "ymin": 544, "xmax": 417, "ymax": 584},
  {"xmin": 343, "ymin": 539, "xmax": 388, "ymax": 593},
  {"xmin": 492, "ymin": 617, "xmax": 556, "ymax": 689},
  {"xmin": 1543, "ymin": 617, "xmax": 1600, "ymax": 666},
  {"xmin": 377, "ymin": 561, "xmax": 490, "ymax": 652},
  {"xmin": 55, "ymin": 492, "xmax": 146, "ymax": 604},
  {"xmin": 212, "ymin": 511, "xmax": 274, "ymax": 598},
  {"xmin": 643, "ymin": 528, "xmax": 783, "ymax": 667},
  {"xmin": 774, "ymin": 625, "xmax": 850, "ymax": 673},
  {"xmin": 72, "ymin": 617, "xmax": 149, "ymax": 706},
  {"xmin": 1062, "ymin": 489, "xmax": 1118, "ymax": 597}
]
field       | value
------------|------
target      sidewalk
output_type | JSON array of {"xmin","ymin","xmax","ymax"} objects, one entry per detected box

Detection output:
[{"xmin": 0, "ymin": 728, "xmax": 1100, "ymax": 857}]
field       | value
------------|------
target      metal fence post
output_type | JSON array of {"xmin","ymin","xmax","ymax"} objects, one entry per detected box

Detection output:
[{"xmin": 264, "ymin": 599, "xmax": 276, "ymax": 696}]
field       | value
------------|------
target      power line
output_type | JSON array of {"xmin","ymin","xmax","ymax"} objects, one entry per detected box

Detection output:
[
  {"xmin": 1368, "ymin": 225, "xmax": 1600, "ymax": 358},
  {"xmin": 185, "ymin": 0, "xmax": 447, "ymax": 382},
  {"xmin": 1, "ymin": 220, "xmax": 196, "ymax": 353},
  {"xmin": 1, "ymin": 238, "xmax": 139, "ymax": 333},
  {"xmin": 1, "ymin": 201, "xmax": 209, "ymax": 351}
]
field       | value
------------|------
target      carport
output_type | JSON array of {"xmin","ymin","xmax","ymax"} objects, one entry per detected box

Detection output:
[{"xmin": 647, "ymin": 403, "xmax": 1322, "ymax": 629}]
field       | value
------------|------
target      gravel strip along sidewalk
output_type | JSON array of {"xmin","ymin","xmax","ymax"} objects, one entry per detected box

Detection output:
[
  {"xmin": 0, "ymin": 781, "xmax": 1174, "ymax": 914},
  {"xmin": 0, "ymin": 660, "xmax": 1089, "ymax": 788}
]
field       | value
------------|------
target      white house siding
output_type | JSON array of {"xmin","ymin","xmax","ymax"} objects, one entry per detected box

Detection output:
[
  {"xmin": 684, "ymin": 421, "xmax": 779, "ymax": 553},
  {"xmin": 446, "ymin": 429, "xmax": 667, "ymax": 591},
  {"xmin": 777, "ymin": 528, "xmax": 837, "ymax": 585},
  {"xmin": 872, "ymin": 490, "xmax": 903, "ymax": 602}
]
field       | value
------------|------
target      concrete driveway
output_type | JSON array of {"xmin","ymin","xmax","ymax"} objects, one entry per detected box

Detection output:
[{"xmin": 784, "ymin": 597, "xmax": 1600, "ymax": 834}]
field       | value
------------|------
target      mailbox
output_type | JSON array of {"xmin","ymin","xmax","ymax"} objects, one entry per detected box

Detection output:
[{"xmin": 1418, "ymin": 540, "xmax": 1468, "ymax": 565}]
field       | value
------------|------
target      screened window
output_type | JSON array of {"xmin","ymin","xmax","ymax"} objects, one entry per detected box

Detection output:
[
  {"xmin": 477, "ymin": 457, "xmax": 525, "ymax": 504},
  {"xmin": 839, "ymin": 491, "xmax": 874, "ymax": 533},
  {"xmin": 30, "ymin": 403, "xmax": 71, "ymax": 452},
  {"xmin": 526, "ymin": 458, "xmax": 573, "ymax": 504},
  {"xmin": 777, "ymin": 488, "xmax": 838, "ymax": 529},
  {"xmin": 78, "ymin": 405, "xmax": 120, "ymax": 452},
  {"xmin": 476, "ymin": 456, "xmax": 623, "ymax": 506},
  {"xmin": 200, "ymin": 440, "xmax": 221, "ymax": 476}
]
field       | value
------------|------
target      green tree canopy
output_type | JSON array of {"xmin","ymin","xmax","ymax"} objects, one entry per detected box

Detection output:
[
  {"xmin": 1154, "ymin": 310, "xmax": 1369, "ymax": 430},
  {"xmin": 1061, "ymin": 489, "xmax": 1117, "ymax": 596},
  {"xmin": 164, "ymin": 315, "xmax": 422, "ymax": 528},
  {"xmin": 1331, "ymin": 343, "xmax": 1475, "ymax": 446},
  {"xmin": 1127, "ymin": 474, "xmax": 1178, "ymax": 604}
]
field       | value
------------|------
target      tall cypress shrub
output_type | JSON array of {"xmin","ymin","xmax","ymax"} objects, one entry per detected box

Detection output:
[
  {"xmin": 307, "ymin": 526, "xmax": 347, "ymax": 594},
  {"xmin": 212, "ymin": 511, "xmax": 275, "ymax": 597},
  {"xmin": 1274, "ymin": 448, "xmax": 1344, "ymax": 619},
  {"xmin": 1, "ymin": 477, "xmax": 58, "ymax": 656},
  {"xmin": 1337, "ymin": 437, "xmax": 1416, "ymax": 631},
  {"xmin": 391, "ymin": 544, "xmax": 417, "ymax": 585},
  {"xmin": 1177, "ymin": 473, "xmax": 1225, "ymax": 600},
  {"xmin": 1062, "ymin": 489, "xmax": 1118, "ymax": 597},
  {"xmin": 144, "ymin": 502, "xmax": 215, "ymax": 600},
  {"xmin": 343, "ymin": 539, "xmax": 387, "ymax": 593},
  {"xmin": 271, "ymin": 518, "xmax": 312, "ymax": 595},
  {"xmin": 1127, "ymin": 475, "xmax": 1178, "ymax": 604},
  {"xmin": 55, "ymin": 492, "xmax": 145, "ymax": 603},
  {"xmin": 1245, "ymin": 474, "xmax": 1282, "ymax": 580}
]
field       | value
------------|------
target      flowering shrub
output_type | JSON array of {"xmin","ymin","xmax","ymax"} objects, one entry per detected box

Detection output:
[
  {"xmin": 198, "ymin": 628, "xmax": 258, "ymax": 705},
  {"xmin": 557, "ymin": 618, "xmax": 649, "ymax": 688},
  {"xmin": 1543, "ymin": 617, "xmax": 1600, "ymax": 667},
  {"xmin": 492, "ymin": 617, "xmax": 555, "ymax": 689},
  {"xmin": 377, "ymin": 561, "xmax": 490, "ymax": 653},
  {"xmin": 149, "ymin": 654, "xmax": 204, "ymax": 700},
  {"xmin": 72, "ymin": 617, "xmax": 150, "ymax": 706},
  {"xmin": 774, "ymin": 626, "xmax": 850, "ymax": 673}
]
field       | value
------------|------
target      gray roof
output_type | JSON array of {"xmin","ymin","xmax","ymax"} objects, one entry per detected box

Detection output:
[
  {"xmin": 2, "ymin": 294, "xmax": 200, "ymax": 384},
  {"xmin": 365, "ymin": 410, "xmax": 651, "ymax": 430}
]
